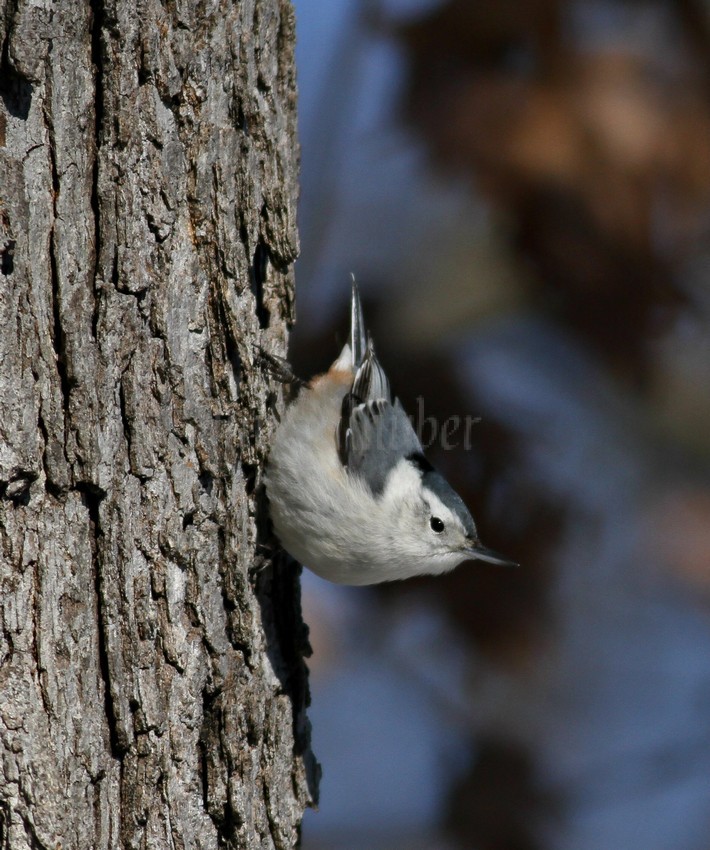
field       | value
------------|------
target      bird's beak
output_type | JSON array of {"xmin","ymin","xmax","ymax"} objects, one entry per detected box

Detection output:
[{"xmin": 464, "ymin": 543, "xmax": 518, "ymax": 568}]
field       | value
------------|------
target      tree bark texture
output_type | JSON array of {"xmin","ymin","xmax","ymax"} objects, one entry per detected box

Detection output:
[{"xmin": 0, "ymin": 1, "xmax": 318, "ymax": 847}]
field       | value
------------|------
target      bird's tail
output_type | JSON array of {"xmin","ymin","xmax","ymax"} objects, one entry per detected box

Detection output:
[
  {"xmin": 350, "ymin": 275, "xmax": 366, "ymax": 368},
  {"xmin": 348, "ymin": 277, "xmax": 391, "ymax": 402}
]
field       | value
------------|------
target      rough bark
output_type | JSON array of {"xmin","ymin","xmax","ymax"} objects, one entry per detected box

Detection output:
[{"xmin": 0, "ymin": 1, "xmax": 317, "ymax": 847}]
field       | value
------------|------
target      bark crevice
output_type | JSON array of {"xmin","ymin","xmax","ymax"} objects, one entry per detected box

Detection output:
[
  {"xmin": 47, "ymin": 228, "xmax": 71, "ymax": 489},
  {"xmin": 0, "ymin": 41, "xmax": 33, "ymax": 121}
]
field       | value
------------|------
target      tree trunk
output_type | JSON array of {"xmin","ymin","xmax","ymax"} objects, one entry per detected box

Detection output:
[{"xmin": 0, "ymin": 1, "xmax": 317, "ymax": 847}]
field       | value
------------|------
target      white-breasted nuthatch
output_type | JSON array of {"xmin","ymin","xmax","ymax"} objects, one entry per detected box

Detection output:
[{"xmin": 265, "ymin": 283, "xmax": 517, "ymax": 585}]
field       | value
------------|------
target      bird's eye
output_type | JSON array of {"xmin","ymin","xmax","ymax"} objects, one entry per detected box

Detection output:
[{"xmin": 430, "ymin": 516, "xmax": 445, "ymax": 533}]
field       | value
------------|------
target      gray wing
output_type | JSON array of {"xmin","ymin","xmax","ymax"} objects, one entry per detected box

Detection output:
[
  {"xmin": 337, "ymin": 289, "xmax": 421, "ymax": 493},
  {"xmin": 340, "ymin": 396, "xmax": 424, "ymax": 496}
]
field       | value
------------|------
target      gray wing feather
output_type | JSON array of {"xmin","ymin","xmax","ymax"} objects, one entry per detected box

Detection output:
[{"xmin": 345, "ymin": 398, "xmax": 423, "ymax": 495}]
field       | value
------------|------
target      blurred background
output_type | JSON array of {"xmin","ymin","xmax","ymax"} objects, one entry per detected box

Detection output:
[{"xmin": 288, "ymin": 1, "xmax": 710, "ymax": 848}]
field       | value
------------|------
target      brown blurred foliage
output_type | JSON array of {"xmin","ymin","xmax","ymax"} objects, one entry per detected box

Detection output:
[
  {"xmin": 398, "ymin": 0, "xmax": 710, "ymax": 380},
  {"xmin": 649, "ymin": 487, "xmax": 710, "ymax": 599}
]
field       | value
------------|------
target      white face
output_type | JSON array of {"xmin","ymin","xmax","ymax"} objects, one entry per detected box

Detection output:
[
  {"xmin": 419, "ymin": 489, "xmax": 474, "ymax": 569},
  {"xmin": 382, "ymin": 461, "xmax": 475, "ymax": 576}
]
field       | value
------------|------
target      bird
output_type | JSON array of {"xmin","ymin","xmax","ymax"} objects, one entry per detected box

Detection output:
[{"xmin": 264, "ymin": 282, "xmax": 517, "ymax": 585}]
